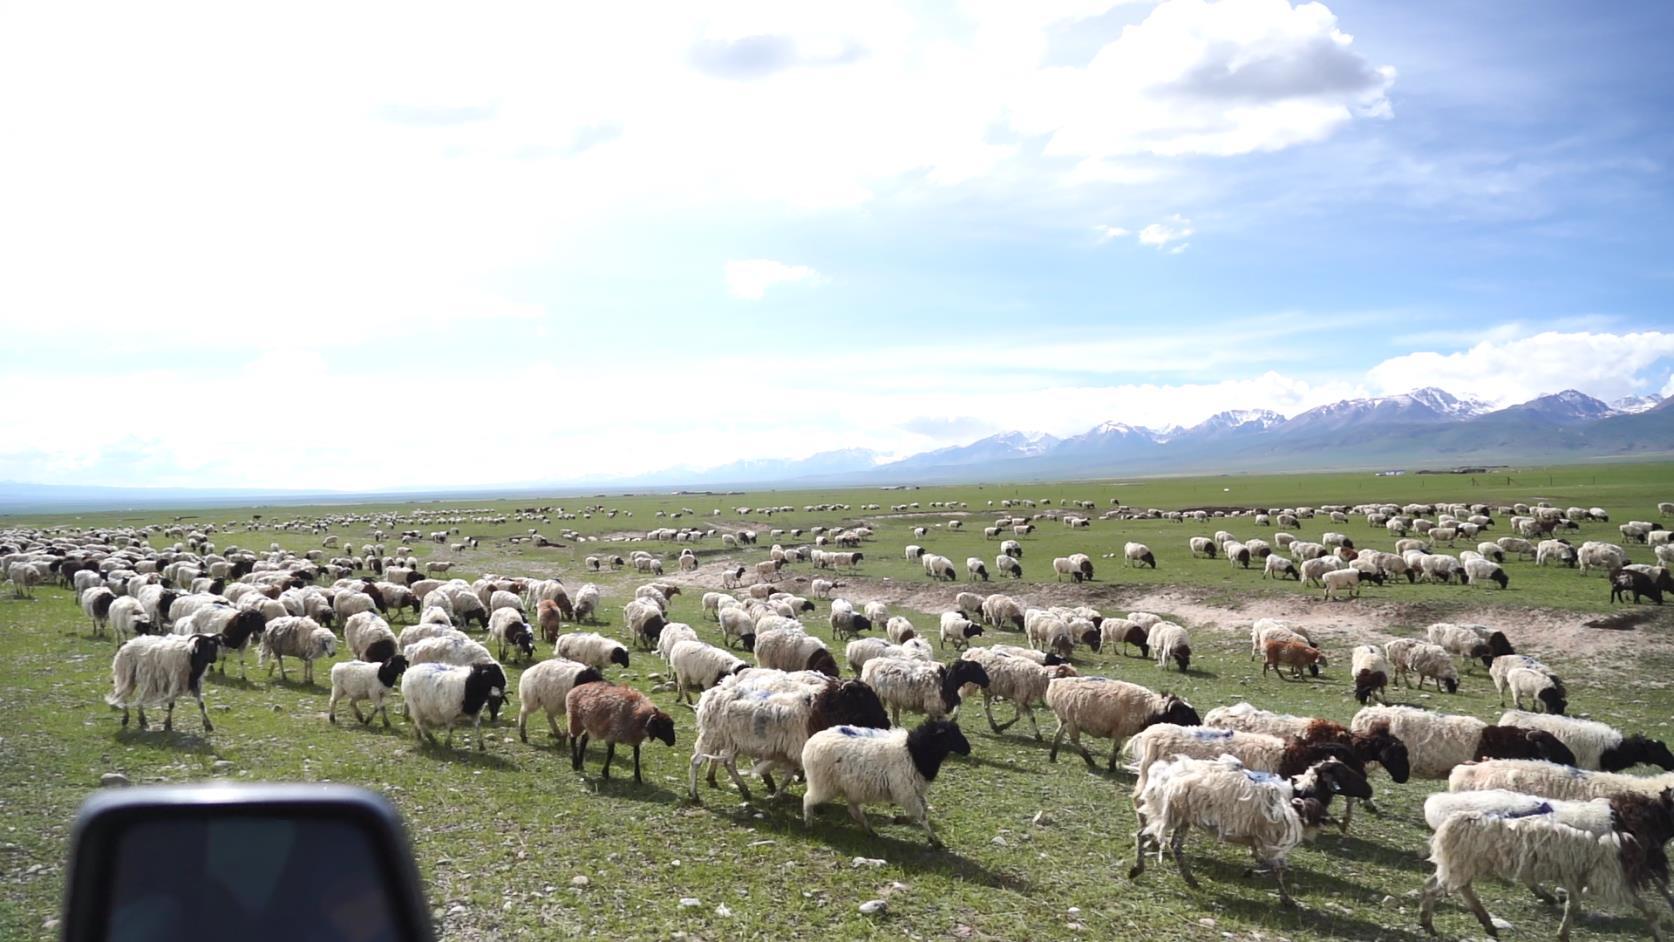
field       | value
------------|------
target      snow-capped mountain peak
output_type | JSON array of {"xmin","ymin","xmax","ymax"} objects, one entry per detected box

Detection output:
[
  {"xmin": 1403, "ymin": 387, "xmax": 1493, "ymax": 418},
  {"xmin": 1609, "ymin": 394, "xmax": 1664, "ymax": 415},
  {"xmin": 1189, "ymin": 409, "xmax": 1287, "ymax": 435}
]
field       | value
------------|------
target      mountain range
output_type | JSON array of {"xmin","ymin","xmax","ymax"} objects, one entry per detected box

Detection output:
[
  {"xmin": 658, "ymin": 387, "xmax": 1673, "ymax": 486},
  {"xmin": 2, "ymin": 388, "xmax": 1670, "ymax": 509}
]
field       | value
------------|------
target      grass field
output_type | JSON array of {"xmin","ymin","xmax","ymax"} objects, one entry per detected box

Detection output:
[{"xmin": 3, "ymin": 461, "xmax": 1673, "ymax": 940}]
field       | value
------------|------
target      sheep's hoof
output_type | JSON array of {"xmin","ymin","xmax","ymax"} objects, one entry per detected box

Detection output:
[
  {"xmin": 1126, "ymin": 865, "xmax": 1143, "ymax": 880},
  {"xmin": 1279, "ymin": 896, "xmax": 1297, "ymax": 910}
]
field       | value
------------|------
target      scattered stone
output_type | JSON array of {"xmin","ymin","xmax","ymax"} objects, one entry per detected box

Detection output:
[
  {"xmin": 1032, "ymin": 811, "xmax": 1052, "ymax": 827},
  {"xmin": 715, "ymin": 904, "xmax": 733, "ymax": 917},
  {"xmin": 852, "ymin": 857, "xmax": 886, "ymax": 868},
  {"xmin": 1198, "ymin": 917, "xmax": 1217, "ymax": 928},
  {"xmin": 211, "ymin": 760, "xmax": 234, "ymax": 773},
  {"xmin": 859, "ymin": 899, "xmax": 887, "ymax": 915},
  {"xmin": 679, "ymin": 897, "xmax": 701, "ymax": 908},
  {"xmin": 570, "ymin": 876, "xmax": 590, "ymax": 888},
  {"xmin": 99, "ymin": 772, "xmax": 131, "ymax": 788},
  {"xmin": 991, "ymin": 835, "xmax": 1008, "ymax": 846},
  {"xmin": 1490, "ymin": 917, "xmax": 1513, "ymax": 931}
]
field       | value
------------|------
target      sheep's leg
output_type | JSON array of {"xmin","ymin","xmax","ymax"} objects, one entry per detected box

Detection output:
[
  {"xmin": 983, "ymin": 694, "xmax": 1013, "ymax": 734},
  {"xmin": 1629, "ymin": 891, "xmax": 1665, "ymax": 942},
  {"xmin": 350, "ymin": 700, "xmax": 368, "ymax": 725},
  {"xmin": 545, "ymin": 710, "xmax": 563, "ymax": 744},
  {"xmin": 1526, "ymin": 882, "xmax": 1558, "ymax": 905},
  {"xmin": 1023, "ymin": 704, "xmax": 1043, "ymax": 741},
  {"xmin": 516, "ymin": 706, "xmax": 531, "ymax": 743},
  {"xmin": 1419, "ymin": 876, "xmax": 1443, "ymax": 935},
  {"xmin": 1458, "ymin": 883, "xmax": 1500, "ymax": 939},
  {"xmin": 194, "ymin": 692, "xmax": 213, "ymax": 733},
  {"xmin": 570, "ymin": 733, "xmax": 588, "ymax": 770},
  {"xmin": 377, "ymin": 701, "xmax": 391, "ymax": 728},
  {"xmin": 1168, "ymin": 827, "xmax": 1199, "ymax": 888},
  {"xmin": 846, "ymin": 801, "xmax": 874, "ymax": 835},
  {"xmin": 1128, "ymin": 828, "xmax": 1151, "ymax": 879},
  {"xmin": 163, "ymin": 699, "xmax": 176, "ymax": 732},
  {"xmin": 602, "ymin": 742, "xmax": 616, "ymax": 779},
  {"xmin": 632, "ymin": 743, "xmax": 644, "ymax": 783},
  {"xmin": 120, "ymin": 706, "xmax": 131, "ymax": 729},
  {"xmin": 1339, "ymin": 797, "xmax": 1355, "ymax": 832},
  {"xmin": 1272, "ymin": 860, "xmax": 1296, "ymax": 909}
]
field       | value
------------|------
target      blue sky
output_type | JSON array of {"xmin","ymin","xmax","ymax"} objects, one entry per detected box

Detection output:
[{"xmin": 2, "ymin": 0, "xmax": 1672, "ymax": 490}]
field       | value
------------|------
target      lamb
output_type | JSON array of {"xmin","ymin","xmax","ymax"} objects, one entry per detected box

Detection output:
[
  {"xmin": 516, "ymin": 658, "xmax": 606, "ymax": 746},
  {"xmin": 1351, "ymin": 705, "xmax": 1576, "ymax": 779},
  {"xmin": 1503, "ymin": 667, "xmax": 1568, "ymax": 714},
  {"xmin": 402, "ymin": 662, "xmax": 507, "ymax": 751},
  {"xmin": 1349, "ymin": 645, "xmax": 1391, "ymax": 704},
  {"xmin": 1045, "ymin": 676, "xmax": 1200, "ymax": 772},
  {"xmin": 1495, "ymin": 711, "xmax": 1674, "ymax": 772},
  {"xmin": 1263, "ymin": 640, "xmax": 1326, "ymax": 679},
  {"xmin": 959, "ymin": 647, "xmax": 1075, "ymax": 740},
  {"xmin": 567, "ymin": 683, "xmax": 677, "ymax": 782},
  {"xmin": 670, "ymin": 640, "xmax": 749, "ymax": 704},
  {"xmin": 535, "ymin": 598, "xmax": 565, "ymax": 644},
  {"xmin": 860, "ymin": 656, "xmax": 990, "ymax": 725},
  {"xmin": 717, "ymin": 607, "xmax": 757, "ymax": 651},
  {"xmin": 327, "ymin": 656, "xmax": 408, "ymax": 728},
  {"xmin": 753, "ymin": 625, "xmax": 840, "ymax": 677},
  {"xmin": 1123, "ymin": 542, "xmax": 1156, "ymax": 568},
  {"xmin": 1419, "ymin": 790, "xmax": 1674, "ymax": 941},
  {"xmin": 258, "ymin": 616, "xmax": 337, "ymax": 685},
  {"xmin": 688, "ymin": 670, "xmax": 890, "ymax": 801},
  {"xmin": 621, "ymin": 598, "xmax": 668, "ymax": 651},
  {"xmin": 938, "ymin": 612, "xmax": 983, "ymax": 651},
  {"xmin": 1127, "ymin": 754, "xmax": 1373, "ymax": 908},
  {"xmin": 106, "ymin": 634, "xmax": 222, "ymax": 732},
  {"xmin": 1250, "ymin": 620, "xmax": 1314, "ymax": 660},
  {"xmin": 107, "ymin": 596, "xmax": 154, "ymax": 642},
  {"xmin": 554, "ymin": 632, "xmax": 631, "ymax": 671},
  {"xmin": 800, "ymin": 719, "xmax": 971, "ymax": 847},
  {"xmin": 1148, "ymin": 621, "xmax": 1191, "ymax": 672}
]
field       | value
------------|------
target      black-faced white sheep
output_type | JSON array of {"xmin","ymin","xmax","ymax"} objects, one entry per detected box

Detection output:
[
  {"xmin": 800, "ymin": 719, "xmax": 970, "ymax": 847},
  {"xmin": 859, "ymin": 655, "xmax": 990, "ymax": 726},
  {"xmin": 1045, "ymin": 676, "xmax": 1200, "ymax": 772},
  {"xmin": 402, "ymin": 661, "xmax": 507, "ymax": 751},
  {"xmin": 106, "ymin": 634, "xmax": 221, "ymax": 732},
  {"xmin": 1124, "ymin": 542, "xmax": 1156, "ymax": 568},
  {"xmin": 960, "ymin": 647, "xmax": 1075, "ymax": 740},
  {"xmin": 753, "ymin": 625, "xmax": 839, "ymax": 677},
  {"xmin": 516, "ymin": 657, "xmax": 606, "ymax": 746},
  {"xmin": 1494, "ymin": 711, "xmax": 1674, "ymax": 772},
  {"xmin": 259, "ymin": 616, "xmax": 336, "ymax": 685},
  {"xmin": 1350, "ymin": 704, "xmax": 1576, "ymax": 779},
  {"xmin": 555, "ymin": 631, "xmax": 630, "ymax": 671},
  {"xmin": 487, "ymin": 608, "xmax": 536, "ymax": 663},
  {"xmin": 328, "ymin": 656, "xmax": 408, "ymax": 727},
  {"xmin": 938, "ymin": 612, "xmax": 983, "ymax": 651}
]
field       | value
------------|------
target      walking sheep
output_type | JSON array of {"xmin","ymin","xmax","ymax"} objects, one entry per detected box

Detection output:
[
  {"xmin": 860, "ymin": 656, "xmax": 990, "ymax": 726},
  {"xmin": 801, "ymin": 719, "xmax": 971, "ymax": 847},
  {"xmin": 516, "ymin": 658, "xmax": 605, "ymax": 746},
  {"xmin": 106, "ymin": 634, "xmax": 221, "ymax": 733},
  {"xmin": 259, "ymin": 616, "xmax": 337, "ymax": 685},
  {"xmin": 1494, "ymin": 712, "xmax": 1674, "ymax": 772},
  {"xmin": 328, "ymin": 656, "xmax": 408, "ymax": 728},
  {"xmin": 1351, "ymin": 705, "xmax": 1576, "ymax": 779},
  {"xmin": 1045, "ymin": 676, "xmax": 1200, "ymax": 772},
  {"xmin": 402, "ymin": 661, "xmax": 507, "ymax": 751},
  {"xmin": 567, "ymin": 683, "xmax": 677, "ymax": 782}
]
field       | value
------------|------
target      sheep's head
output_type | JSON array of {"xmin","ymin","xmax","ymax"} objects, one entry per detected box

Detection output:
[
  {"xmin": 610, "ymin": 646, "xmax": 630, "ymax": 669},
  {"xmin": 1441, "ymin": 676, "xmax": 1459, "ymax": 694},
  {"xmin": 645, "ymin": 710, "xmax": 677, "ymax": 748},
  {"xmin": 1158, "ymin": 695, "xmax": 1200, "ymax": 728}
]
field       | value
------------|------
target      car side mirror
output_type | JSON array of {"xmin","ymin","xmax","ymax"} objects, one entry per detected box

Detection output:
[{"xmin": 61, "ymin": 784, "xmax": 434, "ymax": 942}]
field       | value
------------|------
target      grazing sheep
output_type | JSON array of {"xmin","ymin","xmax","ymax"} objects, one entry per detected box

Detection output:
[
  {"xmin": 1579, "ymin": 540, "xmax": 1629, "ymax": 575},
  {"xmin": 536, "ymin": 598, "xmax": 565, "ymax": 644},
  {"xmin": 801, "ymin": 719, "xmax": 971, "ymax": 847},
  {"xmin": 1128, "ymin": 754, "xmax": 1372, "ymax": 908},
  {"xmin": 965, "ymin": 556, "xmax": 989, "ymax": 582},
  {"xmin": 860, "ymin": 656, "xmax": 990, "ymax": 725},
  {"xmin": 555, "ymin": 632, "xmax": 631, "ymax": 672},
  {"xmin": 1503, "ymin": 667, "xmax": 1568, "ymax": 714},
  {"xmin": 1426, "ymin": 623, "xmax": 1514, "ymax": 670},
  {"xmin": 622, "ymin": 598, "xmax": 668, "ymax": 651},
  {"xmin": 1250, "ymin": 620, "xmax": 1313, "ymax": 660},
  {"xmin": 1419, "ymin": 790, "xmax": 1674, "ymax": 941},
  {"xmin": 258, "ymin": 616, "xmax": 336, "ymax": 685},
  {"xmin": 1350, "ymin": 645, "xmax": 1391, "ymax": 704},
  {"xmin": 516, "ymin": 658, "xmax": 606, "ymax": 746},
  {"xmin": 1045, "ymin": 676, "xmax": 1200, "ymax": 772},
  {"xmin": 488, "ymin": 608, "xmax": 537, "ymax": 663},
  {"xmin": 402, "ymin": 662, "xmax": 507, "ymax": 751},
  {"xmin": 1462, "ymin": 557, "xmax": 1509, "ymax": 589},
  {"xmin": 670, "ymin": 640, "xmax": 749, "ymax": 704},
  {"xmin": 1352, "ymin": 705, "xmax": 1576, "ymax": 779},
  {"xmin": 884, "ymin": 615, "xmax": 917, "ymax": 644},
  {"xmin": 1123, "ymin": 543, "xmax": 1155, "ymax": 568},
  {"xmin": 106, "ymin": 634, "xmax": 221, "ymax": 732},
  {"xmin": 1321, "ymin": 568, "xmax": 1362, "ymax": 601},
  {"xmin": 938, "ymin": 612, "xmax": 983, "ymax": 651},
  {"xmin": 327, "ymin": 656, "xmax": 408, "ymax": 727},
  {"xmin": 1189, "ymin": 536, "xmax": 1217, "ymax": 559},
  {"xmin": 753, "ymin": 625, "xmax": 840, "ymax": 677},
  {"xmin": 567, "ymin": 683, "xmax": 677, "ymax": 782},
  {"xmin": 922, "ymin": 554, "xmax": 957, "ymax": 581},
  {"xmin": 1000, "ymin": 539, "xmax": 1022, "ymax": 558},
  {"xmin": 827, "ymin": 599, "xmax": 872, "ymax": 641},
  {"xmin": 717, "ymin": 607, "xmax": 757, "ymax": 651},
  {"xmin": 1026, "ymin": 612, "xmax": 1084, "ymax": 661},
  {"xmin": 1263, "ymin": 640, "xmax": 1325, "ymax": 679},
  {"xmin": 980, "ymin": 594, "xmax": 1025, "ymax": 632},
  {"xmin": 1389, "ymin": 640, "xmax": 1461, "ymax": 692},
  {"xmin": 1495, "ymin": 712, "xmax": 1674, "ymax": 772},
  {"xmin": 81, "ymin": 587, "xmax": 117, "ymax": 638},
  {"xmin": 1263, "ymin": 555, "xmax": 1300, "ymax": 580},
  {"xmin": 1148, "ymin": 621, "xmax": 1191, "ymax": 672}
]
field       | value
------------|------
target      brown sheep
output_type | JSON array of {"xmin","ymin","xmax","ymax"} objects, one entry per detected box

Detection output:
[
  {"xmin": 537, "ymin": 599, "xmax": 563, "ymax": 644},
  {"xmin": 1264, "ymin": 640, "xmax": 1326, "ymax": 680},
  {"xmin": 567, "ymin": 683, "xmax": 677, "ymax": 783}
]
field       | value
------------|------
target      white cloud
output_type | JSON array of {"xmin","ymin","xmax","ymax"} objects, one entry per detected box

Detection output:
[
  {"xmin": 1139, "ymin": 214, "xmax": 1194, "ymax": 247},
  {"xmin": 1366, "ymin": 330, "xmax": 1674, "ymax": 407},
  {"xmin": 724, "ymin": 259, "xmax": 825, "ymax": 300},
  {"xmin": 1094, "ymin": 224, "xmax": 1131, "ymax": 243},
  {"xmin": 1663, "ymin": 373, "xmax": 1674, "ymax": 399}
]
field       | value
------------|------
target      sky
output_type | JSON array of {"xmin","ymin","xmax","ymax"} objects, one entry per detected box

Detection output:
[{"xmin": 2, "ymin": 0, "xmax": 1672, "ymax": 490}]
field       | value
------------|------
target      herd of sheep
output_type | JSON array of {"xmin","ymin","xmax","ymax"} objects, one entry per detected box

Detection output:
[{"xmin": 3, "ymin": 492, "xmax": 1674, "ymax": 939}]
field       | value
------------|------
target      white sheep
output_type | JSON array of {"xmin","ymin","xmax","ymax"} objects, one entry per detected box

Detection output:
[
  {"xmin": 1147, "ymin": 621, "xmax": 1191, "ymax": 672},
  {"xmin": 327, "ymin": 657, "xmax": 408, "ymax": 727},
  {"xmin": 670, "ymin": 640, "xmax": 748, "ymax": 704},
  {"xmin": 403, "ymin": 633, "xmax": 495, "ymax": 668},
  {"xmin": 753, "ymin": 625, "xmax": 839, "ymax": 676},
  {"xmin": 938, "ymin": 611, "xmax": 983, "ymax": 651},
  {"xmin": 108, "ymin": 596, "xmax": 153, "ymax": 643},
  {"xmin": 401, "ymin": 661, "xmax": 507, "ymax": 751},
  {"xmin": 800, "ymin": 720, "xmax": 971, "ymax": 846},
  {"xmin": 1123, "ymin": 542, "xmax": 1155, "ymax": 568},
  {"xmin": 106, "ymin": 634, "xmax": 221, "ymax": 732},
  {"xmin": 1045, "ymin": 676, "xmax": 1200, "ymax": 772},
  {"xmin": 1351, "ymin": 704, "xmax": 1571, "ymax": 779},
  {"xmin": 258, "ymin": 616, "xmax": 337, "ymax": 685},
  {"xmin": 656, "ymin": 622, "xmax": 700, "ymax": 662},
  {"xmin": 860, "ymin": 655, "xmax": 990, "ymax": 725},
  {"xmin": 1202, "ymin": 702, "xmax": 1312, "ymax": 738},
  {"xmin": 555, "ymin": 632, "xmax": 631, "ymax": 671},
  {"xmin": 1124, "ymin": 723, "xmax": 1286, "ymax": 790},
  {"xmin": 343, "ymin": 612, "xmax": 397, "ymax": 662},
  {"xmin": 845, "ymin": 636, "xmax": 932, "ymax": 674},
  {"xmin": 1448, "ymin": 759, "xmax": 1674, "ymax": 802},
  {"xmin": 515, "ymin": 658, "xmax": 605, "ymax": 745},
  {"xmin": 884, "ymin": 615, "xmax": 917, "ymax": 644},
  {"xmin": 1320, "ymin": 568, "xmax": 1360, "ymax": 600}
]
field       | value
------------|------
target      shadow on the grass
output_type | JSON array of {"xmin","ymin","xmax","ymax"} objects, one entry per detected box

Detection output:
[{"xmin": 114, "ymin": 727, "xmax": 216, "ymax": 753}]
